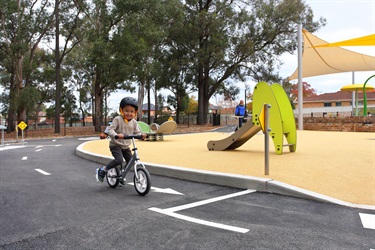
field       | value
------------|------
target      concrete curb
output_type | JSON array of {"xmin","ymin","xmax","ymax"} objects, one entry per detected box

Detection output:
[{"xmin": 76, "ymin": 142, "xmax": 375, "ymax": 210}]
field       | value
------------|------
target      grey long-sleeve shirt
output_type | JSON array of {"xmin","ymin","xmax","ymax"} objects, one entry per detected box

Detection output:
[{"xmin": 107, "ymin": 116, "xmax": 141, "ymax": 149}]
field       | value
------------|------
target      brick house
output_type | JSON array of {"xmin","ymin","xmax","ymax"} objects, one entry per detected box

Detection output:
[{"xmin": 294, "ymin": 91, "xmax": 375, "ymax": 117}]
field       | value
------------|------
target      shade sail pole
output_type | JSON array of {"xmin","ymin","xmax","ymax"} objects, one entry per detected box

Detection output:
[
  {"xmin": 297, "ymin": 24, "xmax": 303, "ymax": 130},
  {"xmin": 352, "ymin": 72, "xmax": 355, "ymax": 116}
]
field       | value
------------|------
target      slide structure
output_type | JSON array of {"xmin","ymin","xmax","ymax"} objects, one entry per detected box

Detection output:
[
  {"xmin": 207, "ymin": 81, "xmax": 296, "ymax": 155},
  {"xmin": 207, "ymin": 122, "xmax": 261, "ymax": 151}
]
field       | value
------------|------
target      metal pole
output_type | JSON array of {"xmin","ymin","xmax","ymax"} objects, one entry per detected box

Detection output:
[
  {"xmin": 297, "ymin": 24, "xmax": 303, "ymax": 130},
  {"xmin": 352, "ymin": 72, "xmax": 355, "ymax": 116},
  {"xmin": 264, "ymin": 104, "xmax": 270, "ymax": 175}
]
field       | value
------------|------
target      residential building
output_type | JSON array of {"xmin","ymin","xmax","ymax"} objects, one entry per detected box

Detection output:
[{"xmin": 294, "ymin": 91, "xmax": 375, "ymax": 117}]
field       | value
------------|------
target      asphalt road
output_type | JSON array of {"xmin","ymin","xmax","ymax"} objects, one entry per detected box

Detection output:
[{"xmin": 0, "ymin": 137, "xmax": 374, "ymax": 249}]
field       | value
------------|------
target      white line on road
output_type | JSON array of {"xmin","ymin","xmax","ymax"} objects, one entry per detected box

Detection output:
[
  {"xmin": 35, "ymin": 149, "xmax": 42, "ymax": 152},
  {"xmin": 165, "ymin": 189, "xmax": 255, "ymax": 212},
  {"xmin": 149, "ymin": 207, "xmax": 249, "ymax": 233},
  {"xmin": 22, "ymin": 156, "xmax": 27, "ymax": 160},
  {"xmin": 359, "ymin": 213, "xmax": 375, "ymax": 230},
  {"xmin": 35, "ymin": 169, "xmax": 51, "ymax": 175},
  {"xmin": 0, "ymin": 146, "xmax": 26, "ymax": 151},
  {"xmin": 35, "ymin": 146, "xmax": 43, "ymax": 148},
  {"xmin": 149, "ymin": 189, "xmax": 255, "ymax": 233}
]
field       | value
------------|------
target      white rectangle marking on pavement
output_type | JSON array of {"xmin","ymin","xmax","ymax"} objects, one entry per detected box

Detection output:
[
  {"xmin": 35, "ymin": 149, "xmax": 42, "ymax": 152},
  {"xmin": 35, "ymin": 169, "xmax": 51, "ymax": 175},
  {"xmin": 149, "ymin": 189, "xmax": 255, "ymax": 233},
  {"xmin": 165, "ymin": 189, "xmax": 256, "ymax": 212},
  {"xmin": 359, "ymin": 213, "xmax": 375, "ymax": 230},
  {"xmin": 149, "ymin": 207, "xmax": 249, "ymax": 233},
  {"xmin": 22, "ymin": 156, "xmax": 27, "ymax": 160},
  {"xmin": 35, "ymin": 146, "xmax": 43, "ymax": 148}
]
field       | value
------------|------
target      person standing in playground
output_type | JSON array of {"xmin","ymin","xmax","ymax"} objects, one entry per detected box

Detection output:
[
  {"xmin": 235, "ymin": 100, "xmax": 246, "ymax": 130},
  {"xmin": 96, "ymin": 97, "xmax": 147, "ymax": 184}
]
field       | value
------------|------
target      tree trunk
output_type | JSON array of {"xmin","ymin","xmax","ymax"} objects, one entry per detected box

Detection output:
[
  {"xmin": 137, "ymin": 79, "xmax": 145, "ymax": 121},
  {"xmin": 54, "ymin": 0, "xmax": 61, "ymax": 134},
  {"xmin": 147, "ymin": 79, "xmax": 151, "ymax": 125},
  {"xmin": 94, "ymin": 69, "xmax": 102, "ymax": 132}
]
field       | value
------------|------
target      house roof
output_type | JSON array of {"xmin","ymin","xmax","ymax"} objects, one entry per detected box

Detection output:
[
  {"xmin": 297, "ymin": 91, "xmax": 375, "ymax": 103},
  {"xmin": 142, "ymin": 103, "xmax": 155, "ymax": 111}
]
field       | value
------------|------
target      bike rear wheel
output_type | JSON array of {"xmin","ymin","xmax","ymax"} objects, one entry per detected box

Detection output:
[
  {"xmin": 106, "ymin": 167, "xmax": 120, "ymax": 188},
  {"xmin": 134, "ymin": 168, "xmax": 151, "ymax": 196}
]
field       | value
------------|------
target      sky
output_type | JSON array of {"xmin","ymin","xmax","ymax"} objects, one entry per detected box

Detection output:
[
  {"xmin": 280, "ymin": 0, "xmax": 375, "ymax": 94},
  {"xmin": 106, "ymin": 0, "xmax": 375, "ymax": 111}
]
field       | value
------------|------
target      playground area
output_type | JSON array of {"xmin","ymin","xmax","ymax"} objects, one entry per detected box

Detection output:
[
  {"xmin": 82, "ymin": 129, "xmax": 375, "ymax": 207},
  {"xmin": 79, "ymin": 81, "xmax": 374, "ymax": 208}
]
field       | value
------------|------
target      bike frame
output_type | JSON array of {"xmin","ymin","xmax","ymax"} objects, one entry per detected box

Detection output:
[{"xmin": 121, "ymin": 137, "xmax": 145, "ymax": 180}]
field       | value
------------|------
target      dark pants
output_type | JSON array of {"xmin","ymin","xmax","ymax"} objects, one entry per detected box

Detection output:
[
  {"xmin": 106, "ymin": 146, "xmax": 132, "ymax": 170},
  {"xmin": 238, "ymin": 117, "xmax": 244, "ymax": 128}
]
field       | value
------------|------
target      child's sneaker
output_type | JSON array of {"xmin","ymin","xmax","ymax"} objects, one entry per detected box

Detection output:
[{"xmin": 96, "ymin": 167, "xmax": 106, "ymax": 182}]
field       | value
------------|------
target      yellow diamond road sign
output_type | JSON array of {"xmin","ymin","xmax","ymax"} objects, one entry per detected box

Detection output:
[{"xmin": 18, "ymin": 121, "xmax": 27, "ymax": 131}]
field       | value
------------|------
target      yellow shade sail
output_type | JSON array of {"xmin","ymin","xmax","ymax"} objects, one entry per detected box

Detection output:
[
  {"xmin": 288, "ymin": 30, "xmax": 375, "ymax": 80},
  {"xmin": 340, "ymin": 84, "xmax": 374, "ymax": 92},
  {"xmin": 314, "ymin": 34, "xmax": 375, "ymax": 47}
]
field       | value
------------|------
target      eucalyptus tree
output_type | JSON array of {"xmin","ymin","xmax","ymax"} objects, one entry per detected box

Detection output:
[
  {"xmin": 64, "ymin": 43, "xmax": 93, "ymax": 127},
  {"xmin": 118, "ymin": 0, "xmax": 181, "ymax": 124},
  {"xmin": 179, "ymin": 0, "xmax": 325, "ymax": 124},
  {"xmin": 60, "ymin": 86, "xmax": 79, "ymax": 127},
  {"xmin": 73, "ymin": 0, "xmax": 149, "ymax": 132},
  {"xmin": 50, "ymin": 0, "xmax": 83, "ymax": 133},
  {"xmin": 0, "ymin": 0, "xmax": 55, "ymax": 132}
]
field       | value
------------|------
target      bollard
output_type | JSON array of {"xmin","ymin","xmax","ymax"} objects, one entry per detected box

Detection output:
[{"xmin": 0, "ymin": 125, "xmax": 7, "ymax": 147}]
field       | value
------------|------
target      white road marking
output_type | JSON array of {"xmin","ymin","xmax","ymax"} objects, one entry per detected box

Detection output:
[
  {"xmin": 78, "ymin": 137, "xmax": 99, "ymax": 141},
  {"xmin": 127, "ymin": 183, "xmax": 184, "ymax": 195},
  {"xmin": 35, "ymin": 145, "xmax": 43, "ymax": 148},
  {"xmin": 0, "ymin": 146, "xmax": 26, "ymax": 151},
  {"xmin": 359, "ymin": 213, "xmax": 375, "ymax": 230},
  {"xmin": 165, "ymin": 189, "xmax": 255, "ymax": 212},
  {"xmin": 35, "ymin": 149, "xmax": 42, "ymax": 152},
  {"xmin": 35, "ymin": 169, "xmax": 51, "ymax": 175},
  {"xmin": 52, "ymin": 139, "xmax": 56, "ymax": 142},
  {"xmin": 149, "ymin": 207, "xmax": 249, "ymax": 233},
  {"xmin": 149, "ymin": 189, "xmax": 255, "ymax": 233},
  {"xmin": 22, "ymin": 156, "xmax": 27, "ymax": 160},
  {"xmin": 151, "ymin": 187, "xmax": 184, "ymax": 195}
]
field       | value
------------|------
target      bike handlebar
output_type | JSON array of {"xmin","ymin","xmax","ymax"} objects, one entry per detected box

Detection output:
[{"xmin": 114, "ymin": 134, "xmax": 144, "ymax": 140}]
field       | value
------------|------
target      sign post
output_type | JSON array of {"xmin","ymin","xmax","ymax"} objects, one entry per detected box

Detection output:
[
  {"xmin": 18, "ymin": 121, "xmax": 27, "ymax": 145},
  {"xmin": 259, "ymin": 104, "xmax": 271, "ymax": 175}
]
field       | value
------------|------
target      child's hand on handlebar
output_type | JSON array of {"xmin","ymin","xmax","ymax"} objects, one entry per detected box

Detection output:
[
  {"xmin": 115, "ymin": 133, "xmax": 125, "ymax": 139},
  {"xmin": 141, "ymin": 133, "xmax": 147, "ymax": 140}
]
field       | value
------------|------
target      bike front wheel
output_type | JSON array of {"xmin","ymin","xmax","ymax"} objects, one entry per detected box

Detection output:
[
  {"xmin": 134, "ymin": 168, "xmax": 151, "ymax": 196},
  {"xmin": 106, "ymin": 167, "xmax": 120, "ymax": 188}
]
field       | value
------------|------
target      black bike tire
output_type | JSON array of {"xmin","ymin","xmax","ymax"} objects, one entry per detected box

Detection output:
[
  {"xmin": 106, "ymin": 166, "xmax": 120, "ymax": 188},
  {"xmin": 133, "ymin": 168, "xmax": 151, "ymax": 196}
]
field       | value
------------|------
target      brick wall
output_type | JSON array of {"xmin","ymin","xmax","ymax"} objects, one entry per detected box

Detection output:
[
  {"xmin": 2, "ymin": 126, "xmax": 106, "ymax": 140},
  {"xmin": 300, "ymin": 117, "xmax": 375, "ymax": 132}
]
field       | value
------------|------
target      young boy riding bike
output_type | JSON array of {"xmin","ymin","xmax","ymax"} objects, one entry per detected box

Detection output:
[{"xmin": 96, "ymin": 97, "xmax": 147, "ymax": 184}]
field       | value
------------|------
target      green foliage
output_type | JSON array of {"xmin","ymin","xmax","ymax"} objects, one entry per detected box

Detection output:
[{"xmin": 0, "ymin": 0, "xmax": 325, "ymax": 129}]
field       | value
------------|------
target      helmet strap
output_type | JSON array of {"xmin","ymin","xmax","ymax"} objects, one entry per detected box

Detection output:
[{"xmin": 119, "ymin": 109, "xmax": 129, "ymax": 124}]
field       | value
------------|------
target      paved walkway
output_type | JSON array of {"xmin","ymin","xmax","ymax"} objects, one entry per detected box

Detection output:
[{"xmin": 77, "ymin": 129, "xmax": 375, "ymax": 209}]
